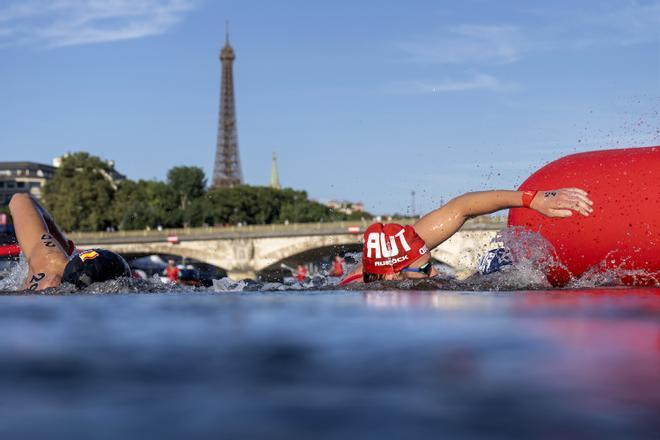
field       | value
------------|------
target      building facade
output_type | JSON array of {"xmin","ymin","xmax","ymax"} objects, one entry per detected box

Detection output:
[
  {"xmin": 325, "ymin": 200, "xmax": 364, "ymax": 215},
  {"xmin": 0, "ymin": 162, "xmax": 56, "ymax": 204},
  {"xmin": 0, "ymin": 157, "xmax": 126, "ymax": 205}
]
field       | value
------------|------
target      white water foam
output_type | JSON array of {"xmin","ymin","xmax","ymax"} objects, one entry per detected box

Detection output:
[
  {"xmin": 0, "ymin": 254, "xmax": 28, "ymax": 292},
  {"xmin": 2, "ymin": 230, "xmax": 657, "ymax": 293},
  {"xmin": 490, "ymin": 227, "xmax": 658, "ymax": 290}
]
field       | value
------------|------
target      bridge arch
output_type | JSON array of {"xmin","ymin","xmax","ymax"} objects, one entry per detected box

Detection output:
[
  {"xmin": 257, "ymin": 243, "xmax": 362, "ymax": 281},
  {"xmin": 99, "ymin": 243, "xmax": 231, "ymax": 270},
  {"xmin": 251, "ymin": 234, "xmax": 362, "ymax": 272},
  {"xmin": 119, "ymin": 251, "xmax": 228, "ymax": 280}
]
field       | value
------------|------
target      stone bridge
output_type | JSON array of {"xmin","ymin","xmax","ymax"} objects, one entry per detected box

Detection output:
[{"xmin": 71, "ymin": 219, "xmax": 506, "ymax": 280}]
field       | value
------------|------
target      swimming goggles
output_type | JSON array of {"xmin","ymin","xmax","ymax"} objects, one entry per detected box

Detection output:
[{"xmin": 399, "ymin": 261, "xmax": 433, "ymax": 276}]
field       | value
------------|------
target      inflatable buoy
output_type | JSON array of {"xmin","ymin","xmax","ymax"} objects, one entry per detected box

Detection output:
[
  {"xmin": 508, "ymin": 146, "xmax": 659, "ymax": 286},
  {"xmin": 0, "ymin": 244, "xmax": 20, "ymax": 258}
]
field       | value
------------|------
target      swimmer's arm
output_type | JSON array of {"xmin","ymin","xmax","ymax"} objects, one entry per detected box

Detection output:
[
  {"xmin": 26, "ymin": 195, "xmax": 74, "ymax": 254},
  {"xmin": 414, "ymin": 189, "xmax": 592, "ymax": 249},
  {"xmin": 8, "ymin": 194, "xmax": 67, "ymax": 262},
  {"xmin": 340, "ymin": 263, "xmax": 364, "ymax": 284},
  {"xmin": 23, "ymin": 271, "xmax": 62, "ymax": 291}
]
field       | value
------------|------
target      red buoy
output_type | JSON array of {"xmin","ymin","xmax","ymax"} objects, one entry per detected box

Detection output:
[
  {"xmin": 508, "ymin": 146, "xmax": 659, "ymax": 286},
  {"xmin": 0, "ymin": 244, "xmax": 20, "ymax": 258}
]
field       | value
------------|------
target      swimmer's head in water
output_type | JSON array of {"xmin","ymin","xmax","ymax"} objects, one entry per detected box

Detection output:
[
  {"xmin": 62, "ymin": 249, "xmax": 131, "ymax": 288},
  {"xmin": 361, "ymin": 223, "xmax": 429, "ymax": 280}
]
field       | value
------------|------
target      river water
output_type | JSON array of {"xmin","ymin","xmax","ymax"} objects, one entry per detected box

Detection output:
[{"xmin": 0, "ymin": 287, "xmax": 657, "ymax": 439}]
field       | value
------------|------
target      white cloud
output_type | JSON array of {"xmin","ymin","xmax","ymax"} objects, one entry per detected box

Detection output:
[
  {"xmin": 0, "ymin": 0, "xmax": 199, "ymax": 47},
  {"xmin": 391, "ymin": 73, "xmax": 517, "ymax": 94},
  {"xmin": 581, "ymin": 1, "xmax": 660, "ymax": 47},
  {"xmin": 396, "ymin": 1, "xmax": 660, "ymax": 65},
  {"xmin": 397, "ymin": 25, "xmax": 523, "ymax": 65}
]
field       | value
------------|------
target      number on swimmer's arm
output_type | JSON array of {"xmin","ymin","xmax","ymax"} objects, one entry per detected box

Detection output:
[
  {"xmin": 41, "ymin": 234, "xmax": 56, "ymax": 247},
  {"xmin": 28, "ymin": 273, "xmax": 46, "ymax": 291}
]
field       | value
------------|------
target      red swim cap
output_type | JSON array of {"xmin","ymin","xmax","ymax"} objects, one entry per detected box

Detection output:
[{"xmin": 362, "ymin": 223, "xmax": 428, "ymax": 275}]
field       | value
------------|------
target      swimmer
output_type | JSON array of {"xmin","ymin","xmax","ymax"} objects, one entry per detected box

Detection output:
[
  {"xmin": 340, "ymin": 189, "xmax": 593, "ymax": 284},
  {"xmin": 8, "ymin": 193, "xmax": 131, "ymax": 290}
]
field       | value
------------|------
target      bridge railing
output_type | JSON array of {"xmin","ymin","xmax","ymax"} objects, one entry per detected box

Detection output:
[{"xmin": 71, "ymin": 216, "xmax": 506, "ymax": 244}]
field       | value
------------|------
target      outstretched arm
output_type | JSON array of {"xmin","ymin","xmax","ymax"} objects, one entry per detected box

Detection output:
[
  {"xmin": 413, "ymin": 189, "xmax": 592, "ymax": 249},
  {"xmin": 8, "ymin": 194, "xmax": 71, "ymax": 261},
  {"xmin": 9, "ymin": 194, "xmax": 73, "ymax": 255},
  {"xmin": 8, "ymin": 194, "xmax": 70, "ymax": 290}
]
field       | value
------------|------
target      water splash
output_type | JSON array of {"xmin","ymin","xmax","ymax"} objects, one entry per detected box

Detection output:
[
  {"xmin": 567, "ymin": 261, "xmax": 659, "ymax": 289},
  {"xmin": 0, "ymin": 254, "xmax": 183, "ymax": 295},
  {"xmin": 0, "ymin": 254, "xmax": 28, "ymax": 292},
  {"xmin": 1, "ymin": 229, "xmax": 657, "ymax": 293},
  {"xmin": 494, "ymin": 227, "xmax": 658, "ymax": 289}
]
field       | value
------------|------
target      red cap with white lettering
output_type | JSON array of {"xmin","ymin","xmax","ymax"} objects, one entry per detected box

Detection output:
[{"xmin": 362, "ymin": 223, "xmax": 429, "ymax": 275}]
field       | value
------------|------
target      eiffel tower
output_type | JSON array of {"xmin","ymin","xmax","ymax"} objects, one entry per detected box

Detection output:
[{"xmin": 212, "ymin": 27, "xmax": 243, "ymax": 187}]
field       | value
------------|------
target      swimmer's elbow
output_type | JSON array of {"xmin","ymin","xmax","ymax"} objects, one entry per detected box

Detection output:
[
  {"xmin": 8, "ymin": 193, "xmax": 31, "ymax": 209},
  {"xmin": 443, "ymin": 194, "xmax": 474, "ymax": 219},
  {"xmin": 447, "ymin": 191, "xmax": 478, "ymax": 206}
]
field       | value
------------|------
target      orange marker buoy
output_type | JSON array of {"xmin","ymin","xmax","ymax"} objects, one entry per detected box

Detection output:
[{"xmin": 508, "ymin": 146, "xmax": 660, "ymax": 286}]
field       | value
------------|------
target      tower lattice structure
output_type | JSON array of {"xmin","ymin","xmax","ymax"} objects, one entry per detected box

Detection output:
[{"xmin": 212, "ymin": 30, "xmax": 243, "ymax": 187}]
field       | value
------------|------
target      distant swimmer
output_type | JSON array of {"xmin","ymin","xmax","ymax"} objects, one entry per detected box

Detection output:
[
  {"xmin": 296, "ymin": 264, "xmax": 309, "ymax": 283},
  {"xmin": 166, "ymin": 259, "xmax": 180, "ymax": 283},
  {"xmin": 339, "ymin": 189, "xmax": 593, "ymax": 284},
  {"xmin": 330, "ymin": 255, "xmax": 344, "ymax": 277},
  {"xmin": 8, "ymin": 194, "xmax": 131, "ymax": 291}
]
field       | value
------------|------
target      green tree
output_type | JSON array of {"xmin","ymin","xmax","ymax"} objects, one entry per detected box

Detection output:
[
  {"xmin": 200, "ymin": 185, "xmax": 346, "ymax": 226},
  {"xmin": 147, "ymin": 180, "xmax": 183, "ymax": 227},
  {"xmin": 167, "ymin": 166, "xmax": 206, "ymax": 227},
  {"xmin": 202, "ymin": 186, "xmax": 259, "ymax": 225},
  {"xmin": 42, "ymin": 152, "xmax": 117, "ymax": 232},
  {"xmin": 112, "ymin": 180, "xmax": 178, "ymax": 230},
  {"xmin": 41, "ymin": 156, "xmax": 370, "ymax": 231},
  {"xmin": 278, "ymin": 188, "xmax": 335, "ymax": 223}
]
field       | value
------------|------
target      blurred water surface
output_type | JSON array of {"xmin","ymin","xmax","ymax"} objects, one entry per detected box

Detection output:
[{"xmin": 0, "ymin": 288, "xmax": 658, "ymax": 439}]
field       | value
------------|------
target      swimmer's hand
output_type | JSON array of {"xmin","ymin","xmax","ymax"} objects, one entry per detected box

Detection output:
[{"xmin": 531, "ymin": 188, "xmax": 593, "ymax": 217}]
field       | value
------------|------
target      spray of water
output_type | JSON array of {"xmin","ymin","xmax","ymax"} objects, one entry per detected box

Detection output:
[
  {"xmin": 477, "ymin": 227, "xmax": 658, "ymax": 290},
  {"xmin": 567, "ymin": 257, "xmax": 660, "ymax": 288},
  {"xmin": 0, "ymin": 254, "xmax": 28, "ymax": 292},
  {"xmin": 0, "ymin": 228, "xmax": 656, "ymax": 293}
]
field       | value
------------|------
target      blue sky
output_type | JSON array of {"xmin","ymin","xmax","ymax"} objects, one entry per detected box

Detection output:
[{"xmin": 1, "ymin": 0, "xmax": 658, "ymax": 214}]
